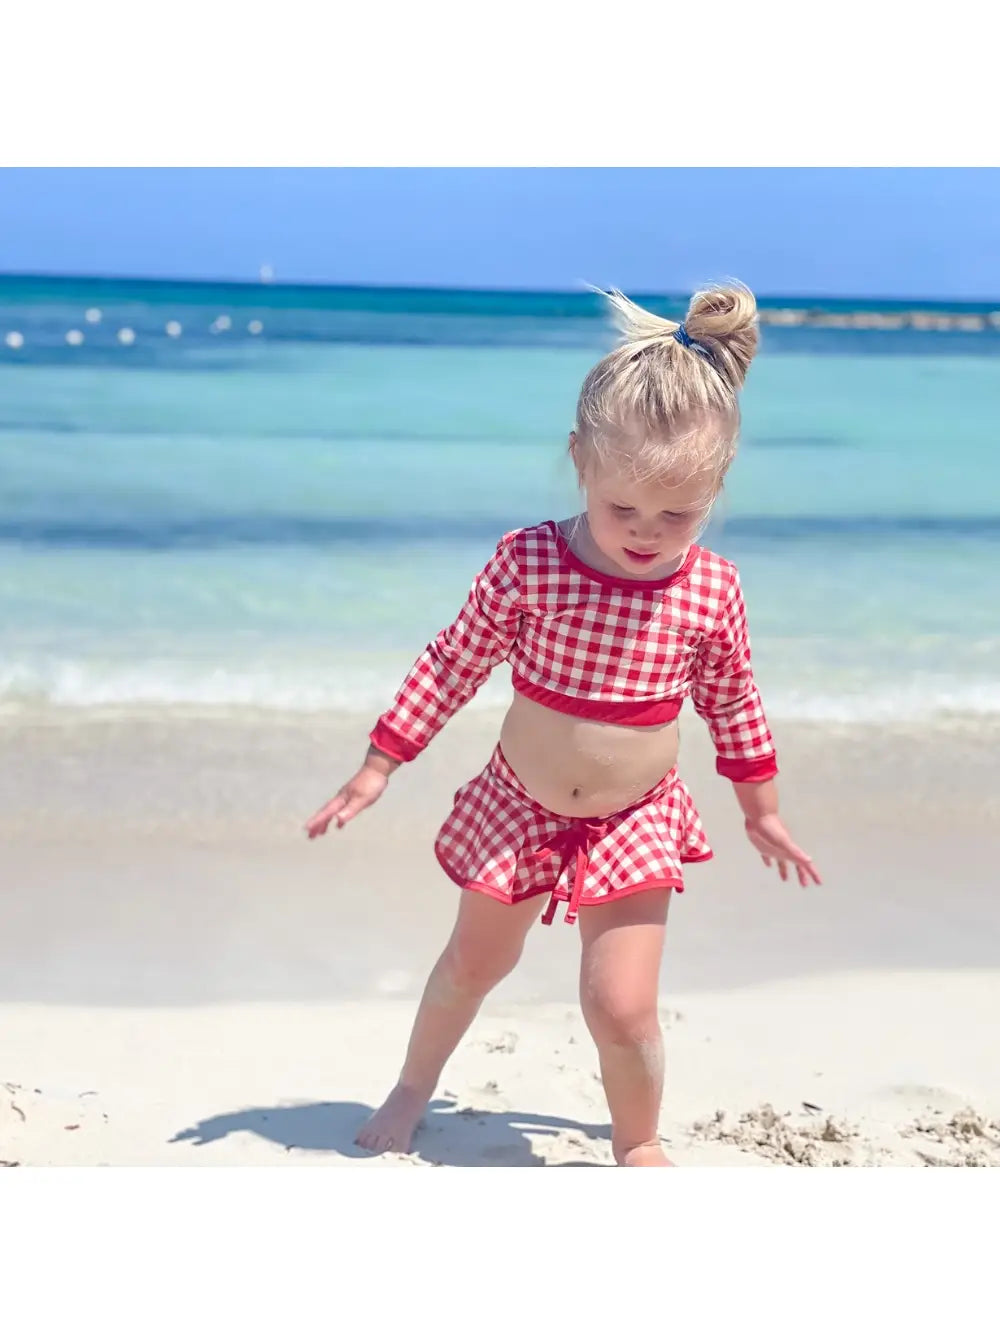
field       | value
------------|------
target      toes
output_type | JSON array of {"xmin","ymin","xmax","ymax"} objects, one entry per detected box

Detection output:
[{"xmin": 355, "ymin": 1124, "xmax": 398, "ymax": 1154}]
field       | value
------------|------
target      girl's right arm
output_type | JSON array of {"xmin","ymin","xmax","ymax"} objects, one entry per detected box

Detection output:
[
  {"xmin": 368, "ymin": 530, "xmax": 522, "ymax": 763},
  {"xmin": 304, "ymin": 743, "xmax": 401, "ymax": 836},
  {"xmin": 304, "ymin": 532, "xmax": 522, "ymax": 837}
]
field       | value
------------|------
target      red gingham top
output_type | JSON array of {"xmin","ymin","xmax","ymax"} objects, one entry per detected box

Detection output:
[{"xmin": 370, "ymin": 519, "xmax": 777, "ymax": 783}]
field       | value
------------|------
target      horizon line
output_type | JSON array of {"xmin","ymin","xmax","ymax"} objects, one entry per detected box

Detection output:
[{"xmin": 1, "ymin": 269, "xmax": 998, "ymax": 309}]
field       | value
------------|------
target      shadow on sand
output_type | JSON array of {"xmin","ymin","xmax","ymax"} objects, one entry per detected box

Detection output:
[{"xmin": 170, "ymin": 1096, "xmax": 612, "ymax": 1167}]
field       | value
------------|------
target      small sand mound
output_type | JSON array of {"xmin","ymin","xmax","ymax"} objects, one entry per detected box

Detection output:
[
  {"xmin": 901, "ymin": 1109, "xmax": 1000, "ymax": 1167},
  {"xmin": 690, "ymin": 1103, "xmax": 864, "ymax": 1167}
]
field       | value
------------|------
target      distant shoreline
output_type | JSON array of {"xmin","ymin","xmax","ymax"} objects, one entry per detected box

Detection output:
[{"xmin": 757, "ymin": 307, "xmax": 1000, "ymax": 331}]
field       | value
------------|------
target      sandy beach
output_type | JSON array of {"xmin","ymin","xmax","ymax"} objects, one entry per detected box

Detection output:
[{"xmin": 2, "ymin": 709, "xmax": 999, "ymax": 1167}]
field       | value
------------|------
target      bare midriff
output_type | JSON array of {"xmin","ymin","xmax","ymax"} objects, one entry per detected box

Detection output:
[{"xmin": 499, "ymin": 690, "xmax": 680, "ymax": 818}]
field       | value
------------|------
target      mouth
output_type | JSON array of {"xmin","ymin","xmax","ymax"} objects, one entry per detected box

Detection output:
[{"xmin": 623, "ymin": 548, "xmax": 659, "ymax": 566}]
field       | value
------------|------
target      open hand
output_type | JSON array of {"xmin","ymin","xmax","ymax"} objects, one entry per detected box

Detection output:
[
  {"xmin": 304, "ymin": 765, "xmax": 389, "ymax": 838},
  {"xmin": 744, "ymin": 814, "xmax": 821, "ymax": 887}
]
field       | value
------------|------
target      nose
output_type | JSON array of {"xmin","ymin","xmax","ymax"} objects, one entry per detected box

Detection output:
[{"xmin": 629, "ymin": 518, "xmax": 662, "ymax": 543}]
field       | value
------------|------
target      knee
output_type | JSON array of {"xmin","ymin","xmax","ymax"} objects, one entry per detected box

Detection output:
[
  {"xmin": 439, "ymin": 931, "xmax": 522, "ymax": 999},
  {"xmin": 581, "ymin": 978, "xmax": 660, "ymax": 1048}
]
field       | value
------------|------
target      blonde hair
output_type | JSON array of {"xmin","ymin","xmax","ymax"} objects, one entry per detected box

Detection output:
[{"xmin": 574, "ymin": 282, "xmax": 759, "ymax": 486}]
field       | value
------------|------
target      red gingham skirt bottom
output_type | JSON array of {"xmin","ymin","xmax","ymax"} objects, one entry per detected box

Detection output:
[{"xmin": 434, "ymin": 745, "xmax": 713, "ymax": 926}]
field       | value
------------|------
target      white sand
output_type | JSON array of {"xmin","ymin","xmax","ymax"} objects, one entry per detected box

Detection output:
[
  {"xmin": 2, "ymin": 711, "xmax": 999, "ymax": 1168},
  {"xmin": 4, "ymin": 969, "xmax": 999, "ymax": 1168}
]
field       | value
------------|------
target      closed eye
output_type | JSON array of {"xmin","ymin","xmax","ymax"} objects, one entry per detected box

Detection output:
[{"xmin": 611, "ymin": 504, "xmax": 688, "ymax": 520}]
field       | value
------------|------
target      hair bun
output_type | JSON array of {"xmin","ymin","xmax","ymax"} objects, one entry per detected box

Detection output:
[{"xmin": 684, "ymin": 283, "xmax": 759, "ymax": 387}]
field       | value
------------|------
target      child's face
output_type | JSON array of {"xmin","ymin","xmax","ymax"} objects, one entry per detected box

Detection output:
[{"xmin": 576, "ymin": 445, "xmax": 718, "ymax": 577}]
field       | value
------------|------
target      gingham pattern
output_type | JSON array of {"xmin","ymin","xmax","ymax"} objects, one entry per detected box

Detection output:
[
  {"xmin": 373, "ymin": 520, "xmax": 776, "ymax": 778},
  {"xmin": 434, "ymin": 745, "xmax": 712, "ymax": 920}
]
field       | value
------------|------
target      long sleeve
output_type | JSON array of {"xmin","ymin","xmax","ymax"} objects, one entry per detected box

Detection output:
[
  {"xmin": 689, "ymin": 569, "xmax": 778, "ymax": 783},
  {"xmin": 369, "ymin": 532, "xmax": 523, "ymax": 763}
]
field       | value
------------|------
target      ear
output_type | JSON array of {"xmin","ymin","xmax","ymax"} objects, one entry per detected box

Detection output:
[{"xmin": 568, "ymin": 430, "xmax": 578, "ymax": 463}]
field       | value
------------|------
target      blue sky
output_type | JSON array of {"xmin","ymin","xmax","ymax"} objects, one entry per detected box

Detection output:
[{"xmin": 1, "ymin": 168, "xmax": 998, "ymax": 299}]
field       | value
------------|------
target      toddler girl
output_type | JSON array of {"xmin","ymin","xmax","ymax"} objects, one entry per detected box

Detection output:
[{"xmin": 306, "ymin": 282, "xmax": 820, "ymax": 1166}]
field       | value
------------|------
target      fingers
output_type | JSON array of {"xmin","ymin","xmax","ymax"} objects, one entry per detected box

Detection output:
[
  {"xmin": 304, "ymin": 793, "xmax": 347, "ymax": 838},
  {"xmin": 332, "ymin": 792, "xmax": 370, "ymax": 829},
  {"xmin": 787, "ymin": 850, "xmax": 822, "ymax": 887},
  {"xmin": 763, "ymin": 851, "xmax": 792, "ymax": 882},
  {"xmin": 777, "ymin": 836, "xmax": 809, "ymax": 865},
  {"xmin": 760, "ymin": 846, "xmax": 822, "ymax": 888},
  {"xmin": 305, "ymin": 772, "xmax": 386, "ymax": 839}
]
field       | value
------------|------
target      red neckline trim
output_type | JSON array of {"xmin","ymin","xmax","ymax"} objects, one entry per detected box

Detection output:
[{"xmin": 547, "ymin": 520, "xmax": 698, "ymax": 591}]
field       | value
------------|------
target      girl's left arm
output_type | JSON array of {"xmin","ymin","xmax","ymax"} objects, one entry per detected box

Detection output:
[
  {"xmin": 731, "ymin": 776, "xmax": 821, "ymax": 888},
  {"xmin": 689, "ymin": 568, "xmax": 777, "ymax": 783},
  {"xmin": 691, "ymin": 570, "xmax": 821, "ymax": 888}
]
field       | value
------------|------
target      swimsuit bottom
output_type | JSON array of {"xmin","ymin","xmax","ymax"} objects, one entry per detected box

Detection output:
[{"xmin": 434, "ymin": 744, "xmax": 713, "ymax": 926}]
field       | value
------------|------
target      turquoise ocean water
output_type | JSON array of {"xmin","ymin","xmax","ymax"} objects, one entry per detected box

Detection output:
[{"xmin": 2, "ymin": 275, "xmax": 999, "ymax": 726}]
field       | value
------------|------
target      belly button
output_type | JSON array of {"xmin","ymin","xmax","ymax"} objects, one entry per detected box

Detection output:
[{"xmin": 571, "ymin": 787, "xmax": 581, "ymax": 798}]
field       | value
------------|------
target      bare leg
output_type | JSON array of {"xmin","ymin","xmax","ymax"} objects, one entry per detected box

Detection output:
[
  {"xmin": 355, "ymin": 890, "xmax": 544, "ymax": 1154},
  {"xmin": 578, "ymin": 889, "xmax": 673, "ymax": 1166}
]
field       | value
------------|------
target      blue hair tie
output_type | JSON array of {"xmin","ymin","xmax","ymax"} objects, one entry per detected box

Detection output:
[{"xmin": 674, "ymin": 322, "xmax": 716, "ymax": 365}]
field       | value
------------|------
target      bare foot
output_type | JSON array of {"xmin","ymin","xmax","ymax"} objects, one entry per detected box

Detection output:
[
  {"xmin": 355, "ymin": 1084, "xmax": 429, "ymax": 1155},
  {"xmin": 616, "ymin": 1141, "xmax": 675, "ymax": 1167}
]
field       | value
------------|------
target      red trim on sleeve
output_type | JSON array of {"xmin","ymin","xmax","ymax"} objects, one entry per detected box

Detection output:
[
  {"xmin": 717, "ymin": 753, "xmax": 779, "ymax": 783},
  {"xmin": 368, "ymin": 719, "xmax": 422, "ymax": 764}
]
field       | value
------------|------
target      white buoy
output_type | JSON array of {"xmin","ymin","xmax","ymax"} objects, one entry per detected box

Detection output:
[
  {"xmin": 117, "ymin": 327, "xmax": 136, "ymax": 345},
  {"xmin": 84, "ymin": 308, "xmax": 102, "ymax": 324},
  {"xmin": 5, "ymin": 331, "xmax": 24, "ymax": 349},
  {"xmin": 66, "ymin": 329, "xmax": 85, "ymax": 346},
  {"xmin": 165, "ymin": 320, "xmax": 182, "ymax": 338},
  {"xmin": 210, "ymin": 314, "xmax": 232, "ymax": 333},
  {"xmin": 248, "ymin": 319, "xmax": 263, "ymax": 335}
]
